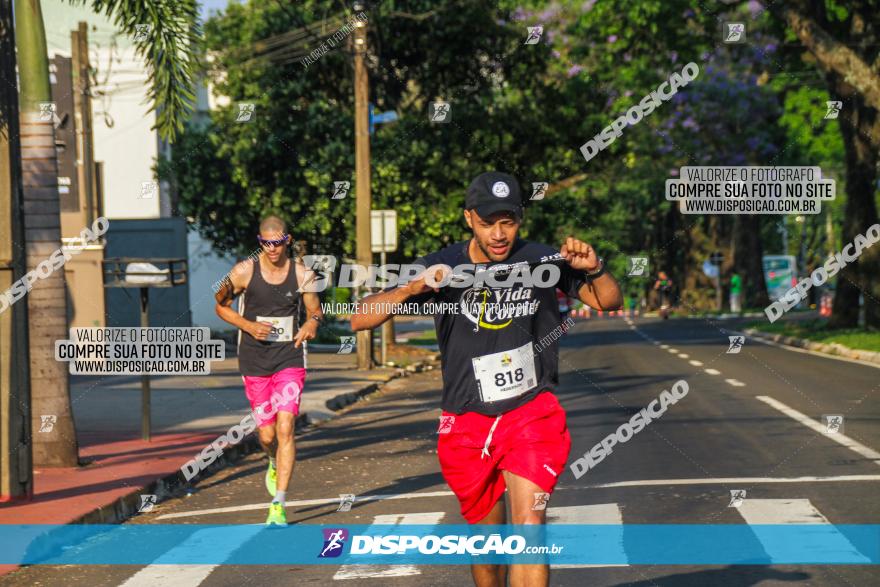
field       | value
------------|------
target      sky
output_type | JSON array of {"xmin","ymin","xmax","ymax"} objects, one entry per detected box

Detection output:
[{"xmin": 199, "ymin": 0, "xmax": 237, "ymax": 22}]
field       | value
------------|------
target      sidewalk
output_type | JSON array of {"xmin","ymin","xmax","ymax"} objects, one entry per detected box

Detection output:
[
  {"xmin": 743, "ymin": 327, "xmax": 880, "ymax": 366},
  {"xmin": 0, "ymin": 349, "xmax": 434, "ymax": 532}
]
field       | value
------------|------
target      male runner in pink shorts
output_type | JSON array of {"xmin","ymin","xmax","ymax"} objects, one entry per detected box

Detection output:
[{"xmin": 215, "ymin": 215, "xmax": 324, "ymax": 525}]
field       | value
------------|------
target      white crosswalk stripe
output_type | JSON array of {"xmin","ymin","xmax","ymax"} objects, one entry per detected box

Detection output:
[
  {"xmin": 117, "ymin": 525, "xmax": 263, "ymax": 587},
  {"xmin": 735, "ymin": 498, "xmax": 870, "ymax": 563},
  {"xmin": 546, "ymin": 504, "xmax": 627, "ymax": 568},
  {"xmin": 333, "ymin": 511, "xmax": 446, "ymax": 579},
  {"xmin": 111, "ymin": 494, "xmax": 870, "ymax": 585}
]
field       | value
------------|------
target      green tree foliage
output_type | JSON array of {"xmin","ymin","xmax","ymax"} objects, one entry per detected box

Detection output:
[
  {"xmin": 164, "ymin": 0, "xmax": 585, "ymax": 260},
  {"xmin": 71, "ymin": 0, "xmax": 201, "ymax": 140},
  {"xmin": 165, "ymin": 0, "xmax": 861, "ymax": 315}
]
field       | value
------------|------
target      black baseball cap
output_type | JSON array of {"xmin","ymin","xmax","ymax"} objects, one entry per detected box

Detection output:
[{"xmin": 465, "ymin": 171, "xmax": 523, "ymax": 219}]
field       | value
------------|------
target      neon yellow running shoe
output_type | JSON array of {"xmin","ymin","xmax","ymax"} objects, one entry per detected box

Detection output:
[
  {"xmin": 265, "ymin": 502, "xmax": 287, "ymax": 526},
  {"xmin": 265, "ymin": 461, "xmax": 277, "ymax": 496}
]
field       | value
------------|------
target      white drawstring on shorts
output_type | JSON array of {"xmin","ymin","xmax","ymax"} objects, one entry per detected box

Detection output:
[{"xmin": 481, "ymin": 415, "xmax": 503, "ymax": 460}]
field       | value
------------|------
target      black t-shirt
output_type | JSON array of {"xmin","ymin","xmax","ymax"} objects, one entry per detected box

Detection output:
[{"xmin": 409, "ymin": 239, "xmax": 588, "ymax": 416}]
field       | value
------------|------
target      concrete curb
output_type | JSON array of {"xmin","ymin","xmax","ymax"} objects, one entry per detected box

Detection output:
[
  {"xmin": 76, "ymin": 432, "xmax": 264, "ymax": 524},
  {"xmin": 323, "ymin": 361, "xmax": 438, "ymax": 412},
  {"xmin": 61, "ymin": 354, "xmax": 441, "ymax": 527},
  {"xmin": 682, "ymin": 311, "xmax": 765, "ymax": 320},
  {"xmin": 744, "ymin": 328, "xmax": 880, "ymax": 365}
]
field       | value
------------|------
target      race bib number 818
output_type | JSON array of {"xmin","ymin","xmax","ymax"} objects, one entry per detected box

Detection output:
[{"xmin": 472, "ymin": 342, "xmax": 537, "ymax": 403}]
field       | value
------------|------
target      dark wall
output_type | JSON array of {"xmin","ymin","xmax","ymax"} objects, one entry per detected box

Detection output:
[{"xmin": 104, "ymin": 218, "xmax": 192, "ymax": 327}]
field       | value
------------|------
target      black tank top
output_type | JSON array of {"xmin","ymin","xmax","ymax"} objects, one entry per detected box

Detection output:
[{"xmin": 237, "ymin": 257, "xmax": 304, "ymax": 376}]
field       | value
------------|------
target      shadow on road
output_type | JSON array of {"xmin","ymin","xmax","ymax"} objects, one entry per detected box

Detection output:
[
  {"xmin": 293, "ymin": 471, "xmax": 447, "ymax": 523},
  {"xmin": 610, "ymin": 566, "xmax": 810, "ymax": 586}
]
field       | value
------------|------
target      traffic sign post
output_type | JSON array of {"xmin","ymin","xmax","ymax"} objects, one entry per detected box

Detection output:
[
  {"xmin": 708, "ymin": 252, "xmax": 724, "ymax": 311},
  {"xmin": 371, "ymin": 210, "xmax": 397, "ymax": 365},
  {"xmin": 371, "ymin": 209, "xmax": 397, "ymax": 254},
  {"xmin": 102, "ymin": 258, "xmax": 187, "ymax": 441}
]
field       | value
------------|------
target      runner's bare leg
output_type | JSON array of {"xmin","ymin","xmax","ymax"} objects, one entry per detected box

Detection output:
[
  {"xmin": 274, "ymin": 410, "xmax": 296, "ymax": 492},
  {"xmin": 470, "ymin": 498, "xmax": 508, "ymax": 587},
  {"xmin": 257, "ymin": 424, "xmax": 277, "ymax": 460},
  {"xmin": 503, "ymin": 470, "xmax": 549, "ymax": 587}
]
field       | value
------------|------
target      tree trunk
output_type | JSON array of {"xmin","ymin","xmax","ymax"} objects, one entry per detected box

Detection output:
[
  {"xmin": 1, "ymin": 0, "xmax": 34, "ymax": 501},
  {"xmin": 732, "ymin": 215, "xmax": 770, "ymax": 310},
  {"xmin": 15, "ymin": 0, "xmax": 79, "ymax": 466},
  {"xmin": 827, "ymin": 75, "xmax": 880, "ymax": 329},
  {"xmin": 19, "ymin": 113, "xmax": 78, "ymax": 467}
]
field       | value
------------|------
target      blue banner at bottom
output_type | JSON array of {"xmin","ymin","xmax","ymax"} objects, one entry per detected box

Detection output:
[{"xmin": 1, "ymin": 524, "xmax": 877, "ymax": 565}]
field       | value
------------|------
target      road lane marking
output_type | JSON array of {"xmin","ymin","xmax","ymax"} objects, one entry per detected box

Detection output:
[
  {"xmin": 725, "ymin": 378, "xmax": 746, "ymax": 387},
  {"xmin": 757, "ymin": 395, "xmax": 880, "ymax": 465},
  {"xmin": 333, "ymin": 512, "xmax": 446, "ymax": 579},
  {"xmin": 704, "ymin": 368, "xmax": 721, "ymax": 375},
  {"xmin": 668, "ymin": 348, "xmax": 679, "ymax": 353},
  {"xmin": 156, "ymin": 490, "xmax": 456, "ymax": 520},
  {"xmin": 689, "ymin": 360, "xmax": 703, "ymax": 366},
  {"xmin": 547, "ymin": 504, "xmax": 627, "ymax": 568},
  {"xmin": 118, "ymin": 525, "xmax": 262, "ymax": 587},
  {"xmin": 584, "ymin": 475, "xmax": 880, "ymax": 488},
  {"xmin": 660, "ymin": 345, "xmax": 669, "ymax": 349},
  {"xmin": 736, "ymin": 498, "xmax": 870, "ymax": 563},
  {"xmin": 677, "ymin": 353, "xmax": 689, "ymax": 359}
]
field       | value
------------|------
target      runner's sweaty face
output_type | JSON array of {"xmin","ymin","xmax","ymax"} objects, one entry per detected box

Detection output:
[
  {"xmin": 464, "ymin": 209, "xmax": 521, "ymax": 262},
  {"xmin": 259, "ymin": 230, "xmax": 289, "ymax": 264}
]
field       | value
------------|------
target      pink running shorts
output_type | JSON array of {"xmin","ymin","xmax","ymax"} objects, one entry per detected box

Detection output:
[{"xmin": 242, "ymin": 367, "xmax": 306, "ymax": 426}]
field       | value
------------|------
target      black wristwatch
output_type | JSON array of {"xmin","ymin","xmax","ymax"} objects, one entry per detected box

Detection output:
[
  {"xmin": 310, "ymin": 314, "xmax": 324, "ymax": 327},
  {"xmin": 583, "ymin": 257, "xmax": 606, "ymax": 279}
]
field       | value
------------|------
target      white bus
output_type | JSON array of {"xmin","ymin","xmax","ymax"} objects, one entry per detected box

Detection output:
[{"xmin": 762, "ymin": 255, "xmax": 798, "ymax": 302}]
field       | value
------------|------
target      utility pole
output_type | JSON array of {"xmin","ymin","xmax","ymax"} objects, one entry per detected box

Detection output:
[
  {"xmin": 0, "ymin": 0, "xmax": 33, "ymax": 501},
  {"xmin": 71, "ymin": 21, "xmax": 96, "ymax": 227},
  {"xmin": 353, "ymin": 2, "xmax": 372, "ymax": 369}
]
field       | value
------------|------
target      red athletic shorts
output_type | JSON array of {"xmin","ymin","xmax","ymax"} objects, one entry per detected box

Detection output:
[{"xmin": 437, "ymin": 391, "xmax": 571, "ymax": 524}]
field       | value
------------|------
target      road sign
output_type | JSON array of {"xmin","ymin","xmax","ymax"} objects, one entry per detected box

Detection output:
[
  {"xmin": 702, "ymin": 260, "xmax": 719, "ymax": 279},
  {"xmin": 371, "ymin": 210, "xmax": 397, "ymax": 253},
  {"xmin": 369, "ymin": 103, "xmax": 399, "ymax": 136}
]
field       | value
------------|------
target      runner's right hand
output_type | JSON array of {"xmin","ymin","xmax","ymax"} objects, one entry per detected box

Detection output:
[
  {"xmin": 248, "ymin": 321, "xmax": 274, "ymax": 340},
  {"xmin": 403, "ymin": 265, "xmax": 451, "ymax": 296}
]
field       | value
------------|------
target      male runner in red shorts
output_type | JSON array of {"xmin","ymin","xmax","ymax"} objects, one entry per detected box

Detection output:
[
  {"xmin": 351, "ymin": 172, "xmax": 622, "ymax": 586},
  {"xmin": 215, "ymin": 215, "xmax": 324, "ymax": 525}
]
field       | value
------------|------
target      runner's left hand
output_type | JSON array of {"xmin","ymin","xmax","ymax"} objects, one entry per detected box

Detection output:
[
  {"xmin": 560, "ymin": 236, "xmax": 600, "ymax": 272},
  {"xmin": 294, "ymin": 321, "xmax": 318, "ymax": 348}
]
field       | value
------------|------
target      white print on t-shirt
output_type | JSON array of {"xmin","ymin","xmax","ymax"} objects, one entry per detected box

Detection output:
[
  {"xmin": 459, "ymin": 286, "xmax": 540, "ymax": 333},
  {"xmin": 472, "ymin": 342, "xmax": 538, "ymax": 403},
  {"xmin": 256, "ymin": 315, "xmax": 293, "ymax": 342}
]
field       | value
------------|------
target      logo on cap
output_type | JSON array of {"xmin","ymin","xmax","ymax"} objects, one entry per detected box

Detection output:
[{"xmin": 492, "ymin": 181, "xmax": 510, "ymax": 198}]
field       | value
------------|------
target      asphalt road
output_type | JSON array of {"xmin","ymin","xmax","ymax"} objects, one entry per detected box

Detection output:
[{"xmin": 6, "ymin": 314, "xmax": 879, "ymax": 586}]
